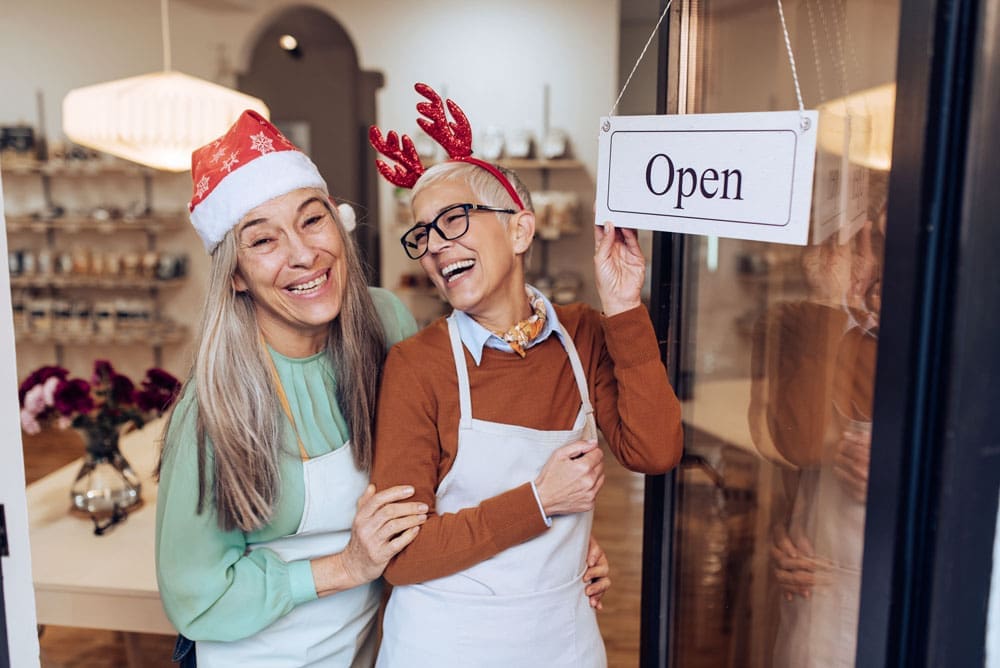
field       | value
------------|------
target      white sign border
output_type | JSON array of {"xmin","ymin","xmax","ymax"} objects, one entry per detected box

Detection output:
[{"xmin": 596, "ymin": 110, "xmax": 818, "ymax": 246}]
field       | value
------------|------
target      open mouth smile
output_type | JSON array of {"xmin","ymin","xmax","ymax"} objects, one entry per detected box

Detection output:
[
  {"xmin": 441, "ymin": 260, "xmax": 475, "ymax": 283},
  {"xmin": 287, "ymin": 271, "xmax": 329, "ymax": 295}
]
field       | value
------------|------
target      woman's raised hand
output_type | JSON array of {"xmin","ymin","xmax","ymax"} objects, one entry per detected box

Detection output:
[
  {"xmin": 534, "ymin": 440, "xmax": 605, "ymax": 517},
  {"xmin": 594, "ymin": 221, "xmax": 645, "ymax": 317},
  {"xmin": 338, "ymin": 484, "xmax": 427, "ymax": 587}
]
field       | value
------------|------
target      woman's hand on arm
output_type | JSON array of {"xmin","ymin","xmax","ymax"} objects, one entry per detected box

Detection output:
[
  {"xmin": 310, "ymin": 484, "xmax": 427, "ymax": 596},
  {"xmin": 584, "ymin": 535, "xmax": 611, "ymax": 610},
  {"xmin": 594, "ymin": 221, "xmax": 645, "ymax": 317},
  {"xmin": 533, "ymin": 439, "xmax": 605, "ymax": 516}
]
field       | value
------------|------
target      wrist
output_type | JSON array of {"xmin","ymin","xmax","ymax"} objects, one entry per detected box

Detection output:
[
  {"xmin": 601, "ymin": 298, "xmax": 642, "ymax": 318},
  {"xmin": 312, "ymin": 551, "xmax": 363, "ymax": 597},
  {"xmin": 530, "ymin": 480, "xmax": 553, "ymax": 527}
]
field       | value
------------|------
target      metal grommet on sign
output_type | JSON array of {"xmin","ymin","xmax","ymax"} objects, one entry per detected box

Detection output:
[
  {"xmin": 602, "ymin": 119, "xmax": 611, "ymax": 133},
  {"xmin": 800, "ymin": 116, "xmax": 811, "ymax": 132}
]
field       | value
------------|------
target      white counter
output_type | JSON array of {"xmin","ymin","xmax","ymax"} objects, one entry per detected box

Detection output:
[{"xmin": 27, "ymin": 419, "xmax": 175, "ymax": 635}]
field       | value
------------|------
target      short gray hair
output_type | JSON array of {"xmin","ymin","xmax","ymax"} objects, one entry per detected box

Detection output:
[{"xmin": 412, "ymin": 161, "xmax": 534, "ymax": 212}]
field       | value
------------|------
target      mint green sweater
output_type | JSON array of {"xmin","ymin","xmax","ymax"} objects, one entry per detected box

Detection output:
[{"xmin": 155, "ymin": 288, "xmax": 417, "ymax": 641}]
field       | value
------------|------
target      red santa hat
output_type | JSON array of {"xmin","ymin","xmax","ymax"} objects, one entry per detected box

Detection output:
[{"xmin": 188, "ymin": 110, "xmax": 355, "ymax": 252}]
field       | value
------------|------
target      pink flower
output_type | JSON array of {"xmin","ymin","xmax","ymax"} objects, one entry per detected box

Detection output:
[
  {"xmin": 18, "ymin": 365, "xmax": 68, "ymax": 404},
  {"xmin": 42, "ymin": 375, "xmax": 61, "ymax": 406},
  {"xmin": 20, "ymin": 408, "xmax": 41, "ymax": 434},
  {"xmin": 23, "ymin": 384, "xmax": 46, "ymax": 416}
]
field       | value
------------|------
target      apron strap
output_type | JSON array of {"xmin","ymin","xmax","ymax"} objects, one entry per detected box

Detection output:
[
  {"xmin": 557, "ymin": 323, "xmax": 598, "ymax": 441},
  {"xmin": 446, "ymin": 315, "xmax": 474, "ymax": 429},
  {"xmin": 446, "ymin": 313, "xmax": 597, "ymax": 440},
  {"xmin": 261, "ymin": 336, "xmax": 312, "ymax": 461}
]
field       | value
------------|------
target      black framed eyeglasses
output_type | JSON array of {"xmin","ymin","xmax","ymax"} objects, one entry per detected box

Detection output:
[{"xmin": 400, "ymin": 203, "xmax": 516, "ymax": 260}]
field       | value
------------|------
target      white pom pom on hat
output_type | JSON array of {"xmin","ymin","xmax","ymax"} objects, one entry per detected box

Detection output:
[
  {"xmin": 337, "ymin": 202, "xmax": 356, "ymax": 232},
  {"xmin": 189, "ymin": 110, "xmax": 352, "ymax": 252}
]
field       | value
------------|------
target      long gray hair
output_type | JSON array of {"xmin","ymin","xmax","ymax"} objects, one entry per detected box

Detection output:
[{"xmin": 163, "ymin": 199, "xmax": 385, "ymax": 532}]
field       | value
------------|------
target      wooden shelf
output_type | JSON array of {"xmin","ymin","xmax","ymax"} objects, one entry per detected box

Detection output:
[
  {"xmin": 1, "ymin": 159, "xmax": 154, "ymax": 177},
  {"xmin": 10, "ymin": 276, "xmax": 185, "ymax": 290},
  {"xmin": 5, "ymin": 215, "xmax": 185, "ymax": 234},
  {"xmin": 496, "ymin": 158, "xmax": 584, "ymax": 170},
  {"xmin": 14, "ymin": 324, "xmax": 188, "ymax": 346}
]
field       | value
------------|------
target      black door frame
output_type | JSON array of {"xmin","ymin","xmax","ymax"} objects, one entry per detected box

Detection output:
[
  {"xmin": 639, "ymin": 2, "xmax": 679, "ymax": 666},
  {"xmin": 639, "ymin": 0, "xmax": 999, "ymax": 665},
  {"xmin": 857, "ymin": 0, "xmax": 1000, "ymax": 664}
]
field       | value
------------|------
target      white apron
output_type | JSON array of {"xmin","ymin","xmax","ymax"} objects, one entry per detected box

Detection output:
[
  {"xmin": 196, "ymin": 357, "xmax": 379, "ymax": 668},
  {"xmin": 773, "ymin": 413, "xmax": 870, "ymax": 667},
  {"xmin": 377, "ymin": 315, "xmax": 607, "ymax": 668}
]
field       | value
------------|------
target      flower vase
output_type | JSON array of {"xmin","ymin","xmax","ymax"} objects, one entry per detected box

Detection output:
[{"xmin": 70, "ymin": 430, "xmax": 142, "ymax": 515}]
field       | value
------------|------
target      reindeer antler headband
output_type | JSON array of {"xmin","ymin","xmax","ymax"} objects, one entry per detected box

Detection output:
[{"xmin": 368, "ymin": 83, "xmax": 525, "ymax": 210}]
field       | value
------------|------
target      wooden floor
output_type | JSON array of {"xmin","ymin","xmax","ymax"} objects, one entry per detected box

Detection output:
[{"xmin": 22, "ymin": 433, "xmax": 646, "ymax": 667}]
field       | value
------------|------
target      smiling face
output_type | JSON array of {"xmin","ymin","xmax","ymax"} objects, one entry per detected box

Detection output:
[
  {"xmin": 412, "ymin": 178, "xmax": 535, "ymax": 331},
  {"xmin": 232, "ymin": 188, "xmax": 347, "ymax": 356}
]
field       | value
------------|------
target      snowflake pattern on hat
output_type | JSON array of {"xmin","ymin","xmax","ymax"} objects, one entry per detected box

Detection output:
[
  {"xmin": 195, "ymin": 175, "xmax": 210, "ymax": 198},
  {"xmin": 222, "ymin": 152, "xmax": 239, "ymax": 173},
  {"xmin": 250, "ymin": 131, "xmax": 275, "ymax": 155}
]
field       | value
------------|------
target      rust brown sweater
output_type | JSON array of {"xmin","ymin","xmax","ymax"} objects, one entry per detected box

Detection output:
[{"xmin": 371, "ymin": 303, "xmax": 683, "ymax": 585}]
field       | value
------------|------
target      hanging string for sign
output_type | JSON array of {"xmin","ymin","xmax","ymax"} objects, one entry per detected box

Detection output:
[
  {"xmin": 607, "ymin": 0, "xmax": 674, "ymax": 118},
  {"xmin": 775, "ymin": 0, "xmax": 810, "ymax": 130},
  {"xmin": 804, "ymin": 0, "xmax": 827, "ymax": 104}
]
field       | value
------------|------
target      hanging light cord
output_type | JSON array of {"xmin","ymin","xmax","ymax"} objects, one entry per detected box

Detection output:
[
  {"xmin": 608, "ymin": 0, "xmax": 674, "ymax": 117},
  {"xmin": 161, "ymin": 0, "xmax": 172, "ymax": 71},
  {"xmin": 776, "ymin": 0, "xmax": 808, "ymax": 128}
]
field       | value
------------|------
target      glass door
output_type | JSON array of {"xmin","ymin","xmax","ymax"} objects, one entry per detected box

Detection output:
[{"xmin": 659, "ymin": 1, "xmax": 901, "ymax": 666}]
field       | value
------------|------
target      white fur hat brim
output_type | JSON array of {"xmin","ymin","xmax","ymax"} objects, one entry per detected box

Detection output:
[{"xmin": 190, "ymin": 150, "xmax": 328, "ymax": 252}]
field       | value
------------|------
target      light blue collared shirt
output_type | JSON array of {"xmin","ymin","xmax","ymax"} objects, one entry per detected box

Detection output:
[{"xmin": 450, "ymin": 285, "xmax": 565, "ymax": 367}]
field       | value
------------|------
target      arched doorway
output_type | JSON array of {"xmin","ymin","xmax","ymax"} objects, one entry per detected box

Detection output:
[{"xmin": 239, "ymin": 6, "xmax": 383, "ymax": 282}]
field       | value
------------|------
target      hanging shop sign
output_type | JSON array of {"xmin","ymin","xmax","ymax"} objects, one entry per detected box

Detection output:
[{"xmin": 596, "ymin": 110, "xmax": 818, "ymax": 245}]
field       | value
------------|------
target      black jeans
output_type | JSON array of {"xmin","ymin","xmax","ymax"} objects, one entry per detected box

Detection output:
[{"xmin": 172, "ymin": 634, "xmax": 196, "ymax": 667}]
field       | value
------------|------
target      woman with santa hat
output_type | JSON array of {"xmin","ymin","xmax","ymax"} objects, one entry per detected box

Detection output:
[{"xmin": 154, "ymin": 110, "xmax": 425, "ymax": 667}]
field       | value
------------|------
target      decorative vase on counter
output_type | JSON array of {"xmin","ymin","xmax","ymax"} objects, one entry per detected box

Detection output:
[{"xmin": 70, "ymin": 428, "xmax": 142, "ymax": 515}]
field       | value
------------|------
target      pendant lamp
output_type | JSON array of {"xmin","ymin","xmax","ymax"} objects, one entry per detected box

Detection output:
[{"xmin": 62, "ymin": 0, "xmax": 268, "ymax": 172}]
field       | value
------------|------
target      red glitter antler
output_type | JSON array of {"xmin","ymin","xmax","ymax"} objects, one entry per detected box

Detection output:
[
  {"xmin": 368, "ymin": 83, "xmax": 525, "ymax": 209},
  {"xmin": 414, "ymin": 83, "xmax": 473, "ymax": 159},
  {"xmin": 368, "ymin": 127, "xmax": 424, "ymax": 189}
]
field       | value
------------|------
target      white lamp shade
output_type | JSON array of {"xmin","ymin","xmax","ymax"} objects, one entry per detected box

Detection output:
[
  {"xmin": 63, "ymin": 71, "xmax": 270, "ymax": 172},
  {"xmin": 817, "ymin": 82, "xmax": 896, "ymax": 172}
]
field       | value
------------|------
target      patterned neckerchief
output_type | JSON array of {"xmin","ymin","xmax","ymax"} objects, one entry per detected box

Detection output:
[{"xmin": 492, "ymin": 288, "xmax": 548, "ymax": 358}]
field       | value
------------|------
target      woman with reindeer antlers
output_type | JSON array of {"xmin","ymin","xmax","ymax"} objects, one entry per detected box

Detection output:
[{"xmin": 369, "ymin": 84, "xmax": 684, "ymax": 667}]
